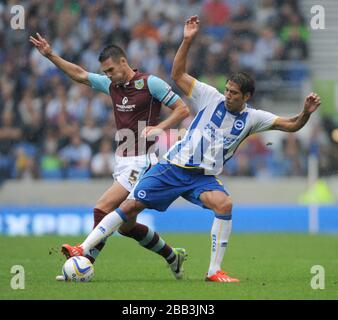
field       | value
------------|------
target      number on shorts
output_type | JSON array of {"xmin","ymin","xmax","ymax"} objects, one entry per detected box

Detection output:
[{"xmin": 128, "ymin": 169, "xmax": 140, "ymax": 185}]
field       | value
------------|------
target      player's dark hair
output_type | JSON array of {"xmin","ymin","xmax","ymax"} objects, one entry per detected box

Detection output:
[
  {"xmin": 227, "ymin": 72, "xmax": 255, "ymax": 97},
  {"xmin": 98, "ymin": 45, "xmax": 127, "ymax": 63}
]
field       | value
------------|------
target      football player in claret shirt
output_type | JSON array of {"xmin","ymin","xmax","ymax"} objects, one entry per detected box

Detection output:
[
  {"xmin": 30, "ymin": 34, "xmax": 189, "ymax": 280},
  {"xmin": 59, "ymin": 16, "xmax": 321, "ymax": 282}
]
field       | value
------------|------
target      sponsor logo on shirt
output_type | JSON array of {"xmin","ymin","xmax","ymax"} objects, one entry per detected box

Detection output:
[
  {"xmin": 116, "ymin": 96, "xmax": 136, "ymax": 112},
  {"xmin": 122, "ymin": 97, "xmax": 128, "ymax": 105},
  {"xmin": 204, "ymin": 123, "xmax": 238, "ymax": 147}
]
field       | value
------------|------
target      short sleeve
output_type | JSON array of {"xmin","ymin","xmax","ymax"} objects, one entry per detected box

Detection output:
[
  {"xmin": 148, "ymin": 75, "xmax": 179, "ymax": 107},
  {"xmin": 88, "ymin": 73, "xmax": 111, "ymax": 95},
  {"xmin": 251, "ymin": 109, "xmax": 279, "ymax": 133},
  {"xmin": 189, "ymin": 79, "xmax": 224, "ymax": 111}
]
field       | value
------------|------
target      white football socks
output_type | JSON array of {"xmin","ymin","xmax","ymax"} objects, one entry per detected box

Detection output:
[
  {"xmin": 207, "ymin": 215, "xmax": 232, "ymax": 277},
  {"xmin": 81, "ymin": 209, "xmax": 126, "ymax": 255}
]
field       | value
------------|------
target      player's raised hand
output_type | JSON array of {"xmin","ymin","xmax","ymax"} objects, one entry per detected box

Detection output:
[
  {"xmin": 29, "ymin": 33, "xmax": 52, "ymax": 57},
  {"xmin": 184, "ymin": 15, "xmax": 200, "ymax": 41},
  {"xmin": 303, "ymin": 92, "xmax": 321, "ymax": 115}
]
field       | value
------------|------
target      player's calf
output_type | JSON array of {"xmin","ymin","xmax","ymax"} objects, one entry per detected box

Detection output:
[{"xmin": 85, "ymin": 208, "xmax": 110, "ymax": 263}]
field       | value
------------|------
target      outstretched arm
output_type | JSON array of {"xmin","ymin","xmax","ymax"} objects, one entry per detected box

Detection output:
[
  {"xmin": 271, "ymin": 93, "xmax": 321, "ymax": 132},
  {"xmin": 30, "ymin": 33, "xmax": 90, "ymax": 86},
  {"xmin": 171, "ymin": 15, "xmax": 200, "ymax": 96}
]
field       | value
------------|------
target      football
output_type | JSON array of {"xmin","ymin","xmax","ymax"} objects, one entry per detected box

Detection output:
[{"xmin": 62, "ymin": 256, "xmax": 94, "ymax": 282}]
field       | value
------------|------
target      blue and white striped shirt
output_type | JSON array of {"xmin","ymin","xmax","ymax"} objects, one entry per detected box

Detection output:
[{"xmin": 164, "ymin": 79, "xmax": 278, "ymax": 174}]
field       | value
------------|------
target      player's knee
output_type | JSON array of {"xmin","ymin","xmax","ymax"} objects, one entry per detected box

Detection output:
[
  {"xmin": 95, "ymin": 198, "xmax": 118, "ymax": 213},
  {"xmin": 119, "ymin": 199, "xmax": 144, "ymax": 219},
  {"xmin": 214, "ymin": 198, "xmax": 232, "ymax": 215}
]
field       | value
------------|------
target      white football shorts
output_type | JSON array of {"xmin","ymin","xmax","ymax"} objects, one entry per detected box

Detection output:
[{"xmin": 113, "ymin": 153, "xmax": 158, "ymax": 192}]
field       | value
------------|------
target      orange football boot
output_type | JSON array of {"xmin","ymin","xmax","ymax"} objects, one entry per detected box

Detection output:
[
  {"xmin": 61, "ymin": 244, "xmax": 84, "ymax": 259},
  {"xmin": 205, "ymin": 270, "xmax": 240, "ymax": 283}
]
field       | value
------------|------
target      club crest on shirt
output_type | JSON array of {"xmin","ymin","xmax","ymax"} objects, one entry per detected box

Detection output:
[
  {"xmin": 234, "ymin": 119, "xmax": 245, "ymax": 130},
  {"xmin": 134, "ymin": 79, "xmax": 144, "ymax": 90},
  {"xmin": 137, "ymin": 190, "xmax": 147, "ymax": 199}
]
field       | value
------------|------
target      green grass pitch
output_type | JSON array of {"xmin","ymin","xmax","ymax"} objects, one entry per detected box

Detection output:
[{"xmin": 0, "ymin": 233, "xmax": 337, "ymax": 300}]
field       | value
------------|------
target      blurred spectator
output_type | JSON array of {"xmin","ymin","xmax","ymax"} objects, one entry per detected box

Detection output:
[
  {"xmin": 18, "ymin": 89, "xmax": 42, "ymax": 126},
  {"xmin": 101, "ymin": 11, "xmax": 130, "ymax": 48},
  {"xmin": 308, "ymin": 121, "xmax": 336, "ymax": 177},
  {"xmin": 132, "ymin": 11, "xmax": 160, "ymax": 43},
  {"xmin": 278, "ymin": 133, "xmax": 307, "ymax": 176},
  {"xmin": 0, "ymin": 110, "xmax": 22, "ymax": 155},
  {"xmin": 18, "ymin": 89, "xmax": 45, "ymax": 148},
  {"xmin": 66, "ymin": 84, "xmax": 90, "ymax": 123},
  {"xmin": 256, "ymin": 0, "xmax": 278, "ymax": 29},
  {"xmin": 224, "ymin": 0, "xmax": 252, "ymax": 14},
  {"xmin": 91, "ymin": 139, "xmax": 115, "ymax": 178},
  {"xmin": 40, "ymin": 129, "xmax": 63, "ymax": 179},
  {"xmin": 225, "ymin": 135, "xmax": 272, "ymax": 177},
  {"xmin": 45, "ymin": 85, "xmax": 68, "ymax": 122},
  {"xmin": 81, "ymin": 39, "xmax": 102, "ymax": 73},
  {"xmin": 127, "ymin": 33, "xmax": 160, "ymax": 74},
  {"xmin": 238, "ymin": 38, "xmax": 264, "ymax": 74},
  {"xmin": 181, "ymin": 0, "xmax": 202, "ymax": 19},
  {"xmin": 255, "ymin": 27, "xmax": 283, "ymax": 68},
  {"xmin": 280, "ymin": 13, "xmax": 309, "ymax": 43},
  {"xmin": 0, "ymin": 110, "xmax": 22, "ymax": 180},
  {"xmin": 80, "ymin": 115, "xmax": 103, "ymax": 153},
  {"xmin": 124, "ymin": 0, "xmax": 153, "ymax": 26},
  {"xmin": 202, "ymin": 0, "xmax": 231, "ymax": 26},
  {"xmin": 275, "ymin": 2, "xmax": 294, "ymax": 32},
  {"xmin": 230, "ymin": 3, "xmax": 255, "ymax": 39},
  {"xmin": 0, "ymin": 78, "xmax": 16, "ymax": 114},
  {"xmin": 281, "ymin": 28, "xmax": 308, "ymax": 61},
  {"xmin": 14, "ymin": 143, "xmax": 38, "ymax": 179},
  {"xmin": 59, "ymin": 133, "xmax": 92, "ymax": 179},
  {"xmin": 280, "ymin": 27, "xmax": 308, "ymax": 83},
  {"xmin": 202, "ymin": 0, "xmax": 231, "ymax": 40},
  {"xmin": 157, "ymin": 14, "xmax": 182, "ymax": 49},
  {"xmin": 233, "ymin": 153, "xmax": 254, "ymax": 176}
]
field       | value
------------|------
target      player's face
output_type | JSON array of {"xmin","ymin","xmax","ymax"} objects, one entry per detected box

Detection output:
[
  {"xmin": 101, "ymin": 57, "xmax": 127, "ymax": 85},
  {"xmin": 224, "ymin": 81, "xmax": 250, "ymax": 112}
]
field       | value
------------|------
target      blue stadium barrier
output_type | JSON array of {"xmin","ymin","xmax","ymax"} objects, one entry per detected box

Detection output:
[{"xmin": 0, "ymin": 205, "xmax": 337, "ymax": 235}]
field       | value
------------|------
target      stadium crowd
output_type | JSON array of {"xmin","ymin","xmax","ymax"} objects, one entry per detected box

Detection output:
[{"xmin": 0, "ymin": 0, "xmax": 336, "ymax": 182}]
